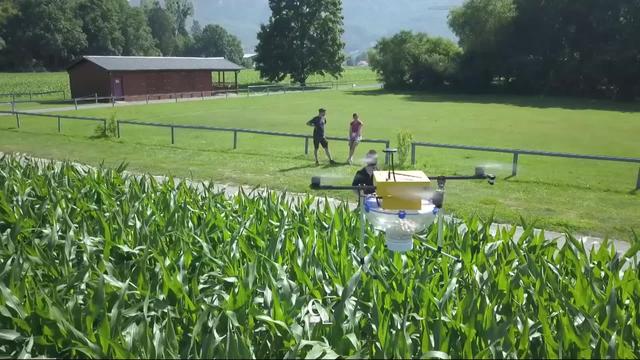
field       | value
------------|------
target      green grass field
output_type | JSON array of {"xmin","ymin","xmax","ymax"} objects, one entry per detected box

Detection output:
[{"xmin": 1, "ymin": 87, "xmax": 638, "ymax": 239}]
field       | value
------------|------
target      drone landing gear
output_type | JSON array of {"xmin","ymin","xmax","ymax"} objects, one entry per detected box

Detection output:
[
  {"xmin": 356, "ymin": 184, "xmax": 461, "ymax": 266},
  {"xmin": 419, "ymin": 206, "xmax": 461, "ymax": 263}
]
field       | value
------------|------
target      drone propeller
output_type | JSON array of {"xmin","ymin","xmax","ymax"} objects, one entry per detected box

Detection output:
[{"xmin": 477, "ymin": 162, "xmax": 511, "ymax": 171}]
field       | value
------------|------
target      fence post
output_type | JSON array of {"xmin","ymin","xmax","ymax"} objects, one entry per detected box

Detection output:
[
  {"xmin": 29, "ymin": 92, "xmax": 32, "ymax": 101},
  {"xmin": 103, "ymin": 118, "xmax": 107, "ymax": 131},
  {"xmin": 95, "ymin": 93, "xmax": 98, "ymax": 104},
  {"xmin": 15, "ymin": 113, "xmax": 20, "ymax": 128},
  {"xmin": 411, "ymin": 143, "xmax": 416, "ymax": 165},
  {"xmin": 175, "ymin": 94, "xmax": 178, "ymax": 103},
  {"xmin": 145, "ymin": 94, "xmax": 149, "ymax": 104},
  {"xmin": 636, "ymin": 168, "xmax": 640, "ymax": 190},
  {"xmin": 267, "ymin": 87, "xmax": 270, "ymax": 96},
  {"xmin": 111, "ymin": 96, "xmax": 115, "ymax": 107},
  {"xmin": 116, "ymin": 120, "xmax": 120, "ymax": 138},
  {"xmin": 511, "ymin": 153, "xmax": 519, "ymax": 177},
  {"xmin": 11, "ymin": 100, "xmax": 15, "ymax": 112},
  {"xmin": 225, "ymin": 91, "xmax": 228, "ymax": 99},
  {"xmin": 384, "ymin": 140, "xmax": 391, "ymax": 165},
  {"xmin": 304, "ymin": 137, "xmax": 309, "ymax": 155},
  {"xmin": 57, "ymin": 116, "xmax": 61, "ymax": 133},
  {"xmin": 171, "ymin": 126, "xmax": 175, "ymax": 144},
  {"xmin": 233, "ymin": 131, "xmax": 237, "ymax": 149},
  {"xmin": 201, "ymin": 91, "xmax": 204, "ymax": 100},
  {"xmin": 62, "ymin": 90, "xmax": 66, "ymax": 100}
]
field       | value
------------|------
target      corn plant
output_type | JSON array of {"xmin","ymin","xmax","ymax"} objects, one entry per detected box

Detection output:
[{"xmin": 0, "ymin": 155, "xmax": 638, "ymax": 358}]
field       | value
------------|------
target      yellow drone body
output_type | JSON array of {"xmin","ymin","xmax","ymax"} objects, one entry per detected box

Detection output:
[{"xmin": 373, "ymin": 170, "xmax": 431, "ymax": 210}]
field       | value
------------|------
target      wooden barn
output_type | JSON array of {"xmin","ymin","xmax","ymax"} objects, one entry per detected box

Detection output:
[{"xmin": 66, "ymin": 56, "xmax": 243, "ymax": 100}]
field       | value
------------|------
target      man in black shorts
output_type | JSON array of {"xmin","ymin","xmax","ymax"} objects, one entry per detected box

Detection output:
[{"xmin": 306, "ymin": 108, "xmax": 337, "ymax": 165}]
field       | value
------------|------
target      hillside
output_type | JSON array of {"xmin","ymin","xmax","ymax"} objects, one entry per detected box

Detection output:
[{"xmin": 131, "ymin": 0, "xmax": 463, "ymax": 53}]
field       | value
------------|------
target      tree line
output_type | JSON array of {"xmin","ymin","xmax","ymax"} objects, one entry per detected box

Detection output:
[
  {"xmin": 1, "ymin": 0, "xmax": 637, "ymax": 101},
  {"xmin": 0, "ymin": 0, "xmax": 245, "ymax": 70},
  {"xmin": 369, "ymin": 0, "xmax": 640, "ymax": 101}
]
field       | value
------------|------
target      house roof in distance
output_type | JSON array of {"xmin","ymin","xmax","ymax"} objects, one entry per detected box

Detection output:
[{"xmin": 67, "ymin": 56, "xmax": 243, "ymax": 72}]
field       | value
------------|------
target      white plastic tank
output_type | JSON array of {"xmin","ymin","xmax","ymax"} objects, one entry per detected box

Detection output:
[{"xmin": 363, "ymin": 195, "xmax": 438, "ymax": 252}]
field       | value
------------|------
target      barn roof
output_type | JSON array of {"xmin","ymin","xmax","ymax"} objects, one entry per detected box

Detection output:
[{"xmin": 67, "ymin": 56, "xmax": 243, "ymax": 72}]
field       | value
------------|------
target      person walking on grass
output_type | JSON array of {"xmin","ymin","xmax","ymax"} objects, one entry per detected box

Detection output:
[
  {"xmin": 347, "ymin": 113, "xmax": 363, "ymax": 165},
  {"xmin": 307, "ymin": 108, "xmax": 337, "ymax": 165}
]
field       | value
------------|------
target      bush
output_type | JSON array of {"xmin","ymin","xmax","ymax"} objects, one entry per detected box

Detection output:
[
  {"xmin": 93, "ymin": 112, "xmax": 117, "ymax": 138},
  {"xmin": 396, "ymin": 130, "xmax": 414, "ymax": 168},
  {"xmin": 369, "ymin": 31, "xmax": 461, "ymax": 91}
]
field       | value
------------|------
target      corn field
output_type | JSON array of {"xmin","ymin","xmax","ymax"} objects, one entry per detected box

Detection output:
[
  {"xmin": 0, "ymin": 73, "xmax": 68, "ymax": 100},
  {"xmin": 0, "ymin": 156, "xmax": 638, "ymax": 358}
]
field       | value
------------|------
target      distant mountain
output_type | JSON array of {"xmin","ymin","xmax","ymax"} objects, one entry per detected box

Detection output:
[{"xmin": 130, "ymin": 0, "xmax": 464, "ymax": 53}]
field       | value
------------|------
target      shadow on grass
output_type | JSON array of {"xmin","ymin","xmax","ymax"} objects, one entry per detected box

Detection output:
[
  {"xmin": 278, "ymin": 164, "xmax": 316, "ymax": 172},
  {"xmin": 501, "ymin": 177, "xmax": 634, "ymax": 195},
  {"xmin": 345, "ymin": 89, "xmax": 640, "ymax": 113}
]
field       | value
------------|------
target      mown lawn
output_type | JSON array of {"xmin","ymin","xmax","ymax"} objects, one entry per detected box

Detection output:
[{"xmin": 0, "ymin": 88, "xmax": 638, "ymax": 239}]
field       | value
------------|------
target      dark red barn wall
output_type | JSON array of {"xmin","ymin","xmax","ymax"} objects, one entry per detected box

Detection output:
[
  {"xmin": 115, "ymin": 70, "xmax": 213, "ymax": 100},
  {"xmin": 67, "ymin": 61, "xmax": 111, "ymax": 99}
]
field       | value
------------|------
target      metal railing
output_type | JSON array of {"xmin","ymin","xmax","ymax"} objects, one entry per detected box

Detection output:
[
  {"xmin": 5, "ymin": 111, "xmax": 106, "ymax": 132},
  {"xmin": 411, "ymin": 141, "xmax": 640, "ymax": 190},
  {"xmin": 2, "ymin": 111, "xmax": 391, "ymax": 164},
  {"xmin": 117, "ymin": 119, "xmax": 389, "ymax": 162},
  {"xmin": 72, "ymin": 89, "xmax": 241, "ymax": 109},
  {"xmin": 246, "ymin": 81, "xmax": 343, "ymax": 96},
  {"xmin": 0, "ymin": 90, "xmax": 66, "ymax": 102}
]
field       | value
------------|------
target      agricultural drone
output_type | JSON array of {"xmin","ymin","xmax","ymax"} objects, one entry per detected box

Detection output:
[{"xmin": 310, "ymin": 148, "xmax": 496, "ymax": 262}]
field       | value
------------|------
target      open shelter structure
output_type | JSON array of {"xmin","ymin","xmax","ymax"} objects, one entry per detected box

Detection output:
[{"xmin": 67, "ymin": 56, "xmax": 243, "ymax": 100}]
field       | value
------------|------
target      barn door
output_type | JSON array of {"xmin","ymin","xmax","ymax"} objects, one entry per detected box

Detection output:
[{"xmin": 112, "ymin": 77, "xmax": 124, "ymax": 99}]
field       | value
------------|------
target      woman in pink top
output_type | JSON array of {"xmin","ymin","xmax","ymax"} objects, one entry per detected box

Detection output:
[{"xmin": 347, "ymin": 113, "xmax": 363, "ymax": 165}]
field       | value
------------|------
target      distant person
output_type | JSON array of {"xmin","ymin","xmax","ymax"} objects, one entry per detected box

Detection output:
[
  {"xmin": 352, "ymin": 149, "xmax": 378, "ymax": 195},
  {"xmin": 347, "ymin": 113, "xmax": 363, "ymax": 165},
  {"xmin": 306, "ymin": 108, "xmax": 337, "ymax": 165}
]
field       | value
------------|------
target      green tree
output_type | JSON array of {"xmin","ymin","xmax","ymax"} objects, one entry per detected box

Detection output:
[
  {"xmin": 2, "ymin": 0, "xmax": 86, "ymax": 69},
  {"xmin": 368, "ymin": 31, "xmax": 414, "ymax": 88},
  {"xmin": 448, "ymin": 0, "xmax": 640, "ymax": 100},
  {"xmin": 121, "ymin": 5, "xmax": 159, "ymax": 56},
  {"xmin": 448, "ymin": 0, "xmax": 516, "ymax": 53},
  {"xmin": 76, "ymin": 0, "xmax": 126, "ymax": 55},
  {"xmin": 0, "ymin": 0, "xmax": 18, "ymax": 50},
  {"xmin": 165, "ymin": 0, "xmax": 193, "ymax": 36},
  {"xmin": 190, "ymin": 20, "xmax": 203, "ymax": 37},
  {"xmin": 255, "ymin": 0, "xmax": 345, "ymax": 85},
  {"xmin": 448, "ymin": 0, "xmax": 516, "ymax": 92},
  {"xmin": 145, "ymin": 2, "xmax": 177, "ymax": 56},
  {"xmin": 190, "ymin": 24, "xmax": 243, "ymax": 64},
  {"xmin": 369, "ymin": 31, "xmax": 460, "ymax": 90}
]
